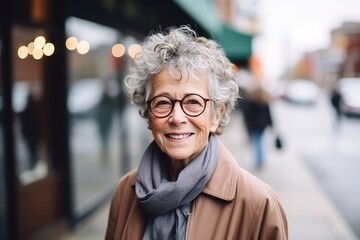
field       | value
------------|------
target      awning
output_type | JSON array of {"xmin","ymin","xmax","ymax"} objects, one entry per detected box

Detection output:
[
  {"xmin": 213, "ymin": 25, "xmax": 252, "ymax": 62},
  {"xmin": 173, "ymin": 0, "xmax": 253, "ymax": 63},
  {"xmin": 173, "ymin": 0, "xmax": 223, "ymax": 36}
]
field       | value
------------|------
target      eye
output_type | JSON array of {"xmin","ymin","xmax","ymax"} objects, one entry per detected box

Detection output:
[
  {"xmin": 151, "ymin": 97, "xmax": 172, "ymax": 108},
  {"xmin": 183, "ymin": 95, "xmax": 204, "ymax": 107},
  {"xmin": 185, "ymin": 99, "xmax": 201, "ymax": 105},
  {"xmin": 157, "ymin": 100, "xmax": 171, "ymax": 107}
]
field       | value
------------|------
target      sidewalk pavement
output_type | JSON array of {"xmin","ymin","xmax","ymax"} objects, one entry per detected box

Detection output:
[{"xmin": 62, "ymin": 112, "xmax": 358, "ymax": 240}]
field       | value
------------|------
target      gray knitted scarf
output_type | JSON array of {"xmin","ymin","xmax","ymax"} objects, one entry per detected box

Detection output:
[{"xmin": 135, "ymin": 135, "xmax": 219, "ymax": 240}]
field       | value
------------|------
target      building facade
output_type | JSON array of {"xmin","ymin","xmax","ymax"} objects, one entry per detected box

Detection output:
[{"xmin": 0, "ymin": 0, "xmax": 253, "ymax": 239}]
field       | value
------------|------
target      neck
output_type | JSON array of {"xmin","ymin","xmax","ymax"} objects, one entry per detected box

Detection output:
[{"xmin": 168, "ymin": 159, "xmax": 190, "ymax": 181}]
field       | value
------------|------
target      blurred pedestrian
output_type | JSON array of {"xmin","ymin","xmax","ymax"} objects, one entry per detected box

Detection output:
[
  {"xmin": 96, "ymin": 80, "xmax": 116, "ymax": 163},
  {"xmin": 330, "ymin": 85, "xmax": 342, "ymax": 129},
  {"xmin": 105, "ymin": 26, "xmax": 288, "ymax": 239},
  {"xmin": 19, "ymin": 91, "xmax": 40, "ymax": 169},
  {"xmin": 242, "ymin": 83, "xmax": 274, "ymax": 169}
]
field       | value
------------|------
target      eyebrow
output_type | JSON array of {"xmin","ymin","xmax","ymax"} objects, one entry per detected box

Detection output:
[{"xmin": 152, "ymin": 88, "xmax": 208, "ymax": 98}]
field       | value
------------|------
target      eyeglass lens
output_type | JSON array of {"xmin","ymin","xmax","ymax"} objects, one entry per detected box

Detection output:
[{"xmin": 149, "ymin": 94, "xmax": 209, "ymax": 117}]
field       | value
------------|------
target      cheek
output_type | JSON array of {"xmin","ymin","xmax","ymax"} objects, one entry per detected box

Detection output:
[
  {"xmin": 190, "ymin": 115, "xmax": 212, "ymax": 135},
  {"xmin": 195, "ymin": 119, "xmax": 209, "ymax": 132},
  {"xmin": 148, "ymin": 118, "xmax": 169, "ymax": 149},
  {"xmin": 149, "ymin": 117, "xmax": 165, "ymax": 134},
  {"xmin": 199, "ymin": 110, "xmax": 219, "ymax": 133}
]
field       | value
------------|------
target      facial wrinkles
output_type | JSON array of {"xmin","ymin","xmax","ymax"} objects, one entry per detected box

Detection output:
[
  {"xmin": 153, "ymin": 125, "xmax": 208, "ymax": 162},
  {"xmin": 149, "ymin": 68, "xmax": 215, "ymax": 163},
  {"xmin": 192, "ymin": 118, "xmax": 209, "ymax": 156},
  {"xmin": 164, "ymin": 109, "xmax": 211, "ymax": 160}
]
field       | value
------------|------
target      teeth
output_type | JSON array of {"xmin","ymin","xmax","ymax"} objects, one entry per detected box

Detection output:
[{"xmin": 168, "ymin": 134, "xmax": 191, "ymax": 139}]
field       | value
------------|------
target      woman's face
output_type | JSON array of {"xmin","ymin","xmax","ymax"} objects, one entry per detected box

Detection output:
[{"xmin": 148, "ymin": 68, "xmax": 224, "ymax": 164}]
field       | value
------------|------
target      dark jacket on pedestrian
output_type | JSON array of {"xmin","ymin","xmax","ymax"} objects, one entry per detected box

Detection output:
[{"xmin": 242, "ymin": 87, "xmax": 273, "ymax": 135}]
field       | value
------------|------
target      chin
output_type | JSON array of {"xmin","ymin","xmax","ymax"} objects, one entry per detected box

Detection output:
[{"xmin": 167, "ymin": 152, "xmax": 191, "ymax": 161}]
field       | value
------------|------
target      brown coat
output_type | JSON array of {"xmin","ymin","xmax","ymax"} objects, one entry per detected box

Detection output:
[{"xmin": 106, "ymin": 141, "xmax": 288, "ymax": 240}]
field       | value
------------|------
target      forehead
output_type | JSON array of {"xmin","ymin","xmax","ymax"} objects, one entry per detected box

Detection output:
[{"xmin": 150, "ymin": 68, "xmax": 209, "ymax": 96}]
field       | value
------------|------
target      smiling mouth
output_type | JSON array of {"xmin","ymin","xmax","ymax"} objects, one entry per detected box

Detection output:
[{"xmin": 166, "ymin": 133, "xmax": 193, "ymax": 140}]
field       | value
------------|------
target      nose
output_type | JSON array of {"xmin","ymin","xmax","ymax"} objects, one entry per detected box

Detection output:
[{"xmin": 169, "ymin": 101, "xmax": 187, "ymax": 124}]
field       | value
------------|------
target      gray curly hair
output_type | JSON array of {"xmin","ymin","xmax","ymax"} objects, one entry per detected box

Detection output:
[{"xmin": 125, "ymin": 25, "xmax": 239, "ymax": 134}]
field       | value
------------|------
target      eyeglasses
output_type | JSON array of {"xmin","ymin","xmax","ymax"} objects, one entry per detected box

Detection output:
[{"xmin": 147, "ymin": 93, "xmax": 211, "ymax": 118}]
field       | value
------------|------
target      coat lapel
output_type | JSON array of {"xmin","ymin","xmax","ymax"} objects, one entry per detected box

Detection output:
[{"xmin": 202, "ymin": 141, "xmax": 237, "ymax": 201}]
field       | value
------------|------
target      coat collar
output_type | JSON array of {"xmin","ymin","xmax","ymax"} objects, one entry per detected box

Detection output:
[{"xmin": 202, "ymin": 140, "xmax": 237, "ymax": 201}]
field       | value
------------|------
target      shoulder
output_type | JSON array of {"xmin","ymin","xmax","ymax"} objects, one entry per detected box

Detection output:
[
  {"xmin": 235, "ymin": 168, "xmax": 288, "ymax": 238},
  {"xmin": 223, "ymin": 149, "xmax": 288, "ymax": 237},
  {"xmin": 226, "ymin": 150, "xmax": 288, "ymax": 235},
  {"xmin": 218, "ymin": 141, "xmax": 281, "ymax": 205},
  {"xmin": 106, "ymin": 169, "xmax": 144, "ymax": 239},
  {"xmin": 109, "ymin": 169, "xmax": 139, "ymax": 218},
  {"xmin": 119, "ymin": 169, "xmax": 137, "ymax": 186},
  {"xmin": 209, "ymin": 141, "xmax": 277, "ymax": 202},
  {"xmin": 112, "ymin": 169, "xmax": 138, "ymax": 201},
  {"xmin": 232, "ymin": 156, "xmax": 280, "ymax": 206},
  {"xmin": 237, "ymin": 167, "xmax": 274, "ymax": 197}
]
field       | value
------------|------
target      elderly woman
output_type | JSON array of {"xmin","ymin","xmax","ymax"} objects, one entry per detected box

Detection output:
[{"xmin": 106, "ymin": 26, "xmax": 288, "ymax": 240}]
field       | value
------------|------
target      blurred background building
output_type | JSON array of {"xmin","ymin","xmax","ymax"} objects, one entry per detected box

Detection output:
[
  {"xmin": 0, "ymin": 0, "xmax": 257, "ymax": 239},
  {"xmin": 289, "ymin": 21, "xmax": 360, "ymax": 89}
]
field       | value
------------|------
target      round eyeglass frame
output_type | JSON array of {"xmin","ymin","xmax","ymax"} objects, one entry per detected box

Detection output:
[{"xmin": 147, "ymin": 93, "xmax": 211, "ymax": 118}]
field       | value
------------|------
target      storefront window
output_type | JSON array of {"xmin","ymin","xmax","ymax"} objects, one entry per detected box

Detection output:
[
  {"xmin": 12, "ymin": 26, "xmax": 49, "ymax": 184},
  {"xmin": 66, "ymin": 17, "xmax": 125, "ymax": 216}
]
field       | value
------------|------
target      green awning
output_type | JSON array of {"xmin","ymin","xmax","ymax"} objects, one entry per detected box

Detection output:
[
  {"xmin": 173, "ymin": 0, "xmax": 252, "ymax": 62},
  {"xmin": 214, "ymin": 25, "xmax": 252, "ymax": 62},
  {"xmin": 173, "ymin": 0, "xmax": 223, "ymax": 36}
]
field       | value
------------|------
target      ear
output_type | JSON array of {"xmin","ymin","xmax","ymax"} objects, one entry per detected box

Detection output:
[{"xmin": 209, "ymin": 104, "xmax": 225, "ymax": 133}]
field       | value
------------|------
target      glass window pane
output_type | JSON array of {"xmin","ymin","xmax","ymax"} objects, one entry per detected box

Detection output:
[
  {"xmin": 12, "ymin": 25, "xmax": 49, "ymax": 184},
  {"xmin": 66, "ymin": 17, "xmax": 123, "ymax": 216},
  {"xmin": 66, "ymin": 17, "xmax": 153, "ymax": 218}
]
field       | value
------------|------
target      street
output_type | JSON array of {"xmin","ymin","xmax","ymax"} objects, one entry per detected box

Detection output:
[{"xmin": 271, "ymin": 92, "xmax": 360, "ymax": 238}]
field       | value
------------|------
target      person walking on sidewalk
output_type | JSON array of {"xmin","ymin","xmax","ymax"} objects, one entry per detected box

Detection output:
[
  {"xmin": 242, "ymin": 83, "xmax": 274, "ymax": 169},
  {"xmin": 105, "ymin": 26, "xmax": 288, "ymax": 240}
]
